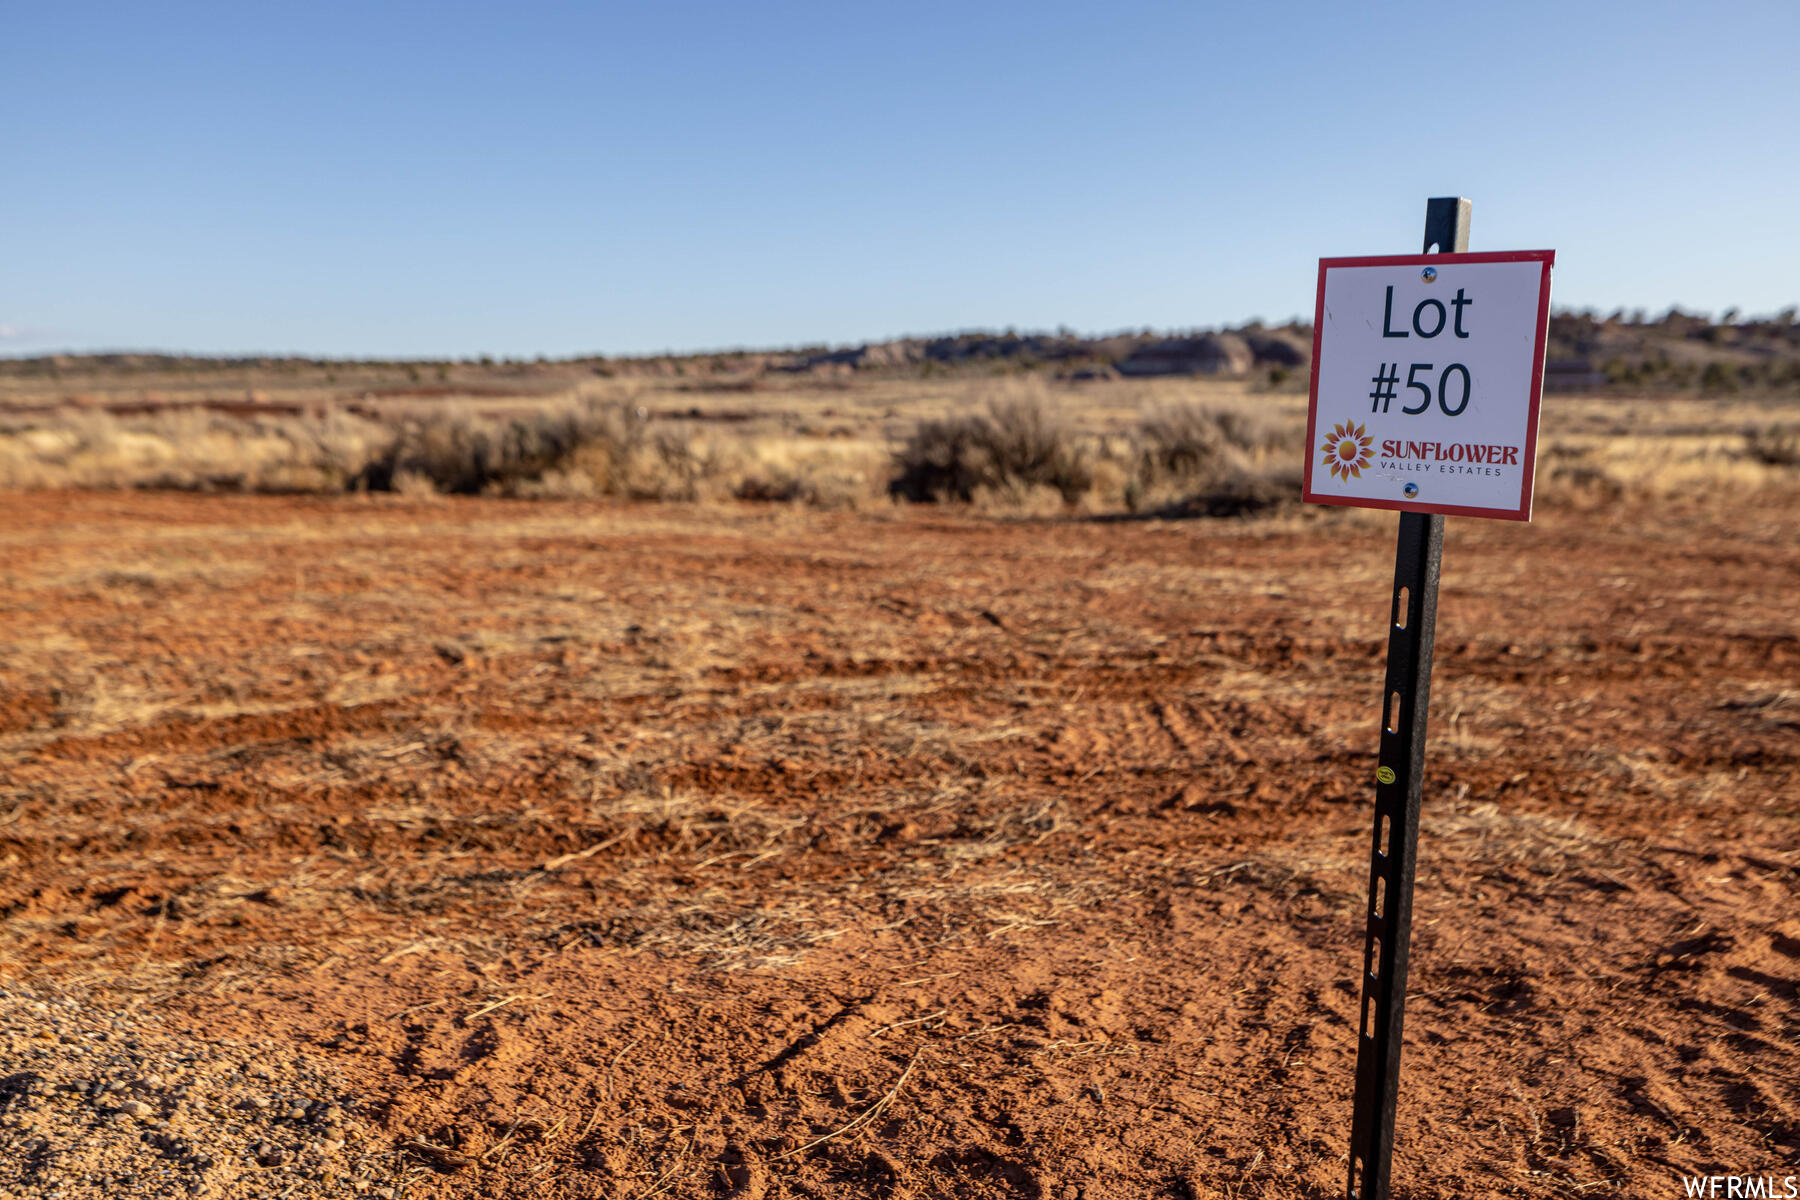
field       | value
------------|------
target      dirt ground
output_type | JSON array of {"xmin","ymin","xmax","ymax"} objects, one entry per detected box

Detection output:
[{"xmin": 3, "ymin": 489, "xmax": 1797, "ymax": 1198}]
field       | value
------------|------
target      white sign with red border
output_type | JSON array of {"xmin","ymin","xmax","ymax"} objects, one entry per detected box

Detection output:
[{"xmin": 1304, "ymin": 250, "xmax": 1555, "ymax": 521}]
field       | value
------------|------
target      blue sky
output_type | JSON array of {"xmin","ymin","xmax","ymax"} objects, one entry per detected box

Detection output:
[{"xmin": 4, "ymin": 1, "xmax": 1797, "ymax": 358}]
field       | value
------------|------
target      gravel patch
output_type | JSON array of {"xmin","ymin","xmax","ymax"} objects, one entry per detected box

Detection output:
[{"xmin": 0, "ymin": 986, "xmax": 406, "ymax": 1198}]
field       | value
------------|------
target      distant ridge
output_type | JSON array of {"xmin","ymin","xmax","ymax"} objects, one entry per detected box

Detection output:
[{"xmin": 4, "ymin": 308, "xmax": 1797, "ymax": 393}]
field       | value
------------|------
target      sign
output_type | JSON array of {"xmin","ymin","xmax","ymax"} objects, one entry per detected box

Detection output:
[{"xmin": 1304, "ymin": 250, "xmax": 1554, "ymax": 521}]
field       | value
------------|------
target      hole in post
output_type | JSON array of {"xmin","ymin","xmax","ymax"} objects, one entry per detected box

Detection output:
[
  {"xmin": 1351, "ymin": 1156, "xmax": 1364, "ymax": 1199},
  {"xmin": 1369, "ymin": 937, "xmax": 1382, "ymax": 979},
  {"xmin": 1377, "ymin": 814, "xmax": 1390, "ymax": 857},
  {"xmin": 1362, "ymin": 994, "xmax": 1376, "ymax": 1039},
  {"xmin": 1425, "ymin": 241, "xmax": 1440, "ymax": 254},
  {"xmin": 1395, "ymin": 586, "xmax": 1410, "ymax": 628},
  {"xmin": 1386, "ymin": 692, "xmax": 1403, "ymax": 733},
  {"xmin": 1373, "ymin": 874, "xmax": 1385, "ymax": 919}
]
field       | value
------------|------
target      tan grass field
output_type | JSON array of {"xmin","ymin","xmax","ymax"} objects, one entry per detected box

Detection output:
[{"xmin": 2, "ymin": 366, "xmax": 1796, "ymax": 510}]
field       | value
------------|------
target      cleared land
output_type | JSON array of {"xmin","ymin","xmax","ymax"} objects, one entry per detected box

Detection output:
[{"xmin": 3, "ymin": 420, "xmax": 1797, "ymax": 1198}]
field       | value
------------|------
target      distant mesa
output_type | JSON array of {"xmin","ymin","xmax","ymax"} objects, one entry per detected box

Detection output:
[
  {"xmin": 1116, "ymin": 333, "xmax": 1254, "ymax": 378},
  {"xmin": 0, "ymin": 325, "xmax": 1315, "ymax": 384},
  {"xmin": 773, "ymin": 327, "xmax": 1308, "ymax": 379},
  {"xmin": 1244, "ymin": 332, "xmax": 1308, "ymax": 368}
]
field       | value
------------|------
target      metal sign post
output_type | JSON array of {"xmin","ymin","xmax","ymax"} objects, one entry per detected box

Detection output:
[
  {"xmin": 1349, "ymin": 199, "xmax": 1460, "ymax": 1200},
  {"xmin": 1346, "ymin": 199, "xmax": 1483, "ymax": 1200},
  {"xmin": 1304, "ymin": 197, "xmax": 1552, "ymax": 1195}
]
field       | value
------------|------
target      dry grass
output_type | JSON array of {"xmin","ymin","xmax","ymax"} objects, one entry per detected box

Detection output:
[
  {"xmin": 1135, "ymin": 402, "xmax": 1278, "ymax": 480},
  {"xmin": 0, "ymin": 397, "xmax": 893, "ymax": 508},
  {"xmin": 0, "ymin": 407, "xmax": 388, "ymax": 492},
  {"xmin": 887, "ymin": 384, "xmax": 1093, "ymax": 504},
  {"xmin": 1535, "ymin": 428, "xmax": 1800, "ymax": 506},
  {"xmin": 886, "ymin": 381, "xmax": 1302, "ymax": 514},
  {"xmin": 1, "ymin": 374, "xmax": 1796, "ymax": 517},
  {"xmin": 1127, "ymin": 404, "xmax": 1300, "ymax": 516},
  {"xmin": 362, "ymin": 401, "xmax": 651, "ymax": 496},
  {"xmin": 1746, "ymin": 422, "xmax": 1800, "ymax": 466}
]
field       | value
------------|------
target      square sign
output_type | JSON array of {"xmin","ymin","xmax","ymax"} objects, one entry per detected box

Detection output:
[{"xmin": 1304, "ymin": 250, "xmax": 1554, "ymax": 521}]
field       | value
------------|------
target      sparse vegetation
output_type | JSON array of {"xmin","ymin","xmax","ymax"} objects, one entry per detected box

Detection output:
[
  {"xmin": 885, "ymin": 389, "xmax": 1301, "ymax": 514},
  {"xmin": 3, "ymin": 359, "xmax": 1797, "ymax": 517},
  {"xmin": 887, "ymin": 387, "xmax": 1092, "ymax": 504},
  {"xmin": 1137, "ymin": 403, "xmax": 1279, "ymax": 479},
  {"xmin": 1747, "ymin": 423, "xmax": 1800, "ymax": 466},
  {"xmin": 1127, "ymin": 404, "xmax": 1297, "ymax": 515},
  {"xmin": 357, "ymin": 404, "xmax": 627, "ymax": 495},
  {"xmin": 359, "ymin": 401, "xmax": 718, "ymax": 499}
]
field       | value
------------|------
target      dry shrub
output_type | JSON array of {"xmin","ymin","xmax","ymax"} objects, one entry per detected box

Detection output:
[
  {"xmin": 1540, "ymin": 461, "xmax": 1626, "ymax": 507},
  {"xmin": 888, "ymin": 387, "xmax": 1091, "ymax": 503},
  {"xmin": 360, "ymin": 401, "xmax": 689, "ymax": 496},
  {"xmin": 888, "ymin": 394, "xmax": 1300, "ymax": 517},
  {"xmin": 1538, "ymin": 442, "xmax": 1626, "ymax": 507},
  {"xmin": 1129, "ymin": 402, "xmax": 1299, "ymax": 516},
  {"xmin": 1136, "ymin": 403, "xmax": 1274, "ymax": 482},
  {"xmin": 1146, "ymin": 464, "xmax": 1303, "ymax": 518},
  {"xmin": 980, "ymin": 394, "xmax": 1093, "ymax": 501},
  {"xmin": 1746, "ymin": 423, "xmax": 1800, "ymax": 466},
  {"xmin": 732, "ymin": 469, "xmax": 864, "ymax": 509},
  {"xmin": 725, "ymin": 437, "xmax": 886, "ymax": 509},
  {"xmin": 522, "ymin": 424, "xmax": 885, "ymax": 507},
  {"xmin": 562, "ymin": 410, "xmax": 708, "ymax": 499},
  {"xmin": 887, "ymin": 412, "xmax": 991, "ymax": 502}
]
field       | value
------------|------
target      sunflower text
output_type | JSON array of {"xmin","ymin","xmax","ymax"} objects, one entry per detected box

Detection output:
[{"xmin": 1378, "ymin": 439, "xmax": 1520, "ymax": 466}]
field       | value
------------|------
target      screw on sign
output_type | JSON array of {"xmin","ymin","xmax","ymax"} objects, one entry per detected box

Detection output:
[{"xmin": 1308, "ymin": 199, "xmax": 1554, "ymax": 1200}]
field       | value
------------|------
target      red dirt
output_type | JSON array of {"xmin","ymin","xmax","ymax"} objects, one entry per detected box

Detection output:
[{"xmin": 2, "ymin": 491, "xmax": 1796, "ymax": 1198}]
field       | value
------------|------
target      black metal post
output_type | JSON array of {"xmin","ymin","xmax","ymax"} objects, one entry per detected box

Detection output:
[{"xmin": 1345, "ymin": 197, "xmax": 1468, "ymax": 1200}]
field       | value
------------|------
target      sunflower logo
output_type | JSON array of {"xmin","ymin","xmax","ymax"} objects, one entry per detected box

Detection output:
[{"xmin": 1320, "ymin": 420, "xmax": 1373, "ymax": 480}]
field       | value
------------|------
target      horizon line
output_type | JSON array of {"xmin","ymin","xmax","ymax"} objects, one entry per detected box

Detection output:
[{"xmin": 3, "ymin": 303, "xmax": 1794, "ymax": 365}]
